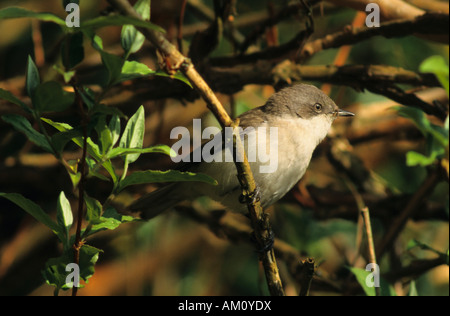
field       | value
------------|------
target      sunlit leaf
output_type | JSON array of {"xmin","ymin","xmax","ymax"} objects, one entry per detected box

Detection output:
[
  {"xmin": 56, "ymin": 191, "xmax": 73, "ymax": 250},
  {"xmin": 119, "ymin": 105, "xmax": 145, "ymax": 165}
]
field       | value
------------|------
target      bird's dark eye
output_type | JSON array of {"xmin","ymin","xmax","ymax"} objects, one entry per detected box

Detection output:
[{"xmin": 314, "ymin": 103, "xmax": 323, "ymax": 112}]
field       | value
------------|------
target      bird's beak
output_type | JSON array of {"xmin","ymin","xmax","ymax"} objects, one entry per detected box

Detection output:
[{"xmin": 336, "ymin": 109, "xmax": 355, "ymax": 117}]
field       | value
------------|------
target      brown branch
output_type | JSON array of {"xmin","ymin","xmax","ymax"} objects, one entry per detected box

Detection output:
[
  {"xmin": 107, "ymin": 0, "xmax": 285, "ymax": 296},
  {"xmin": 174, "ymin": 206, "xmax": 312, "ymax": 294},
  {"xmin": 177, "ymin": 0, "xmax": 188, "ymax": 53},
  {"xmin": 297, "ymin": 258, "xmax": 315, "ymax": 296},
  {"xmin": 324, "ymin": 0, "xmax": 425, "ymax": 20},
  {"xmin": 404, "ymin": 0, "xmax": 450, "ymax": 14},
  {"xmin": 207, "ymin": 62, "xmax": 447, "ymax": 119},
  {"xmin": 206, "ymin": 62, "xmax": 442, "ymax": 92},
  {"xmin": 299, "ymin": 13, "xmax": 449, "ymax": 61},
  {"xmin": 376, "ymin": 167, "xmax": 443, "ymax": 260},
  {"xmin": 366, "ymin": 84, "xmax": 447, "ymax": 120},
  {"xmin": 361, "ymin": 207, "xmax": 380, "ymax": 296},
  {"xmin": 383, "ymin": 256, "xmax": 448, "ymax": 283},
  {"xmin": 238, "ymin": 0, "xmax": 319, "ymax": 53}
]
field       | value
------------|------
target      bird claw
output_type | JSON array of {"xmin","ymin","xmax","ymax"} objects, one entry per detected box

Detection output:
[
  {"xmin": 250, "ymin": 228, "xmax": 275, "ymax": 253},
  {"xmin": 239, "ymin": 186, "xmax": 261, "ymax": 205}
]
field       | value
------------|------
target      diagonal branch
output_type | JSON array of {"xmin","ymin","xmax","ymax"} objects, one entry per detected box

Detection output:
[
  {"xmin": 325, "ymin": 0, "xmax": 425, "ymax": 20},
  {"xmin": 299, "ymin": 13, "xmax": 449, "ymax": 61},
  {"xmin": 107, "ymin": 0, "xmax": 285, "ymax": 296}
]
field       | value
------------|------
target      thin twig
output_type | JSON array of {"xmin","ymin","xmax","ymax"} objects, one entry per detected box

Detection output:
[
  {"xmin": 299, "ymin": 13, "xmax": 449, "ymax": 61},
  {"xmin": 361, "ymin": 207, "xmax": 380, "ymax": 296},
  {"xmin": 376, "ymin": 167, "xmax": 442, "ymax": 260},
  {"xmin": 238, "ymin": 0, "xmax": 319, "ymax": 53},
  {"xmin": 107, "ymin": 0, "xmax": 285, "ymax": 296},
  {"xmin": 177, "ymin": 0, "xmax": 188, "ymax": 53},
  {"xmin": 324, "ymin": 0, "xmax": 425, "ymax": 20},
  {"xmin": 404, "ymin": 0, "xmax": 450, "ymax": 13}
]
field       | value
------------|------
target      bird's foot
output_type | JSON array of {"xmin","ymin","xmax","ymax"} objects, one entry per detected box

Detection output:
[
  {"xmin": 250, "ymin": 227, "xmax": 275, "ymax": 253},
  {"xmin": 239, "ymin": 185, "xmax": 261, "ymax": 205}
]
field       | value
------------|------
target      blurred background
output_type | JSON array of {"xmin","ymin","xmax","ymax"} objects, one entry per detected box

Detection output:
[{"xmin": 0, "ymin": 0, "xmax": 448, "ymax": 295}]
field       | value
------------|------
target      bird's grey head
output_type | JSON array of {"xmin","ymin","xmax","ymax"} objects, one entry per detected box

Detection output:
[
  {"xmin": 264, "ymin": 84, "xmax": 353, "ymax": 121},
  {"xmin": 262, "ymin": 84, "xmax": 354, "ymax": 146}
]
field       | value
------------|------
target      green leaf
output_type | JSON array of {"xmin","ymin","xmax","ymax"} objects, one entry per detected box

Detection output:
[
  {"xmin": 26, "ymin": 55, "xmax": 40, "ymax": 98},
  {"xmin": 56, "ymin": 191, "xmax": 73, "ymax": 250},
  {"xmin": 65, "ymin": 161, "xmax": 81, "ymax": 189},
  {"xmin": 118, "ymin": 60, "xmax": 155, "ymax": 83},
  {"xmin": 408, "ymin": 280, "xmax": 419, "ymax": 296},
  {"xmin": 84, "ymin": 195, "xmax": 102, "ymax": 223},
  {"xmin": 100, "ymin": 51, "xmax": 125, "ymax": 87},
  {"xmin": 88, "ymin": 207, "xmax": 139, "ymax": 236},
  {"xmin": 53, "ymin": 65, "xmax": 76, "ymax": 84},
  {"xmin": 406, "ymin": 150, "xmax": 438, "ymax": 167},
  {"xmin": 396, "ymin": 107, "xmax": 448, "ymax": 147},
  {"xmin": 117, "ymin": 169, "xmax": 217, "ymax": 192},
  {"xmin": 2, "ymin": 114, "xmax": 53, "ymax": 153},
  {"xmin": 78, "ymin": 244, "xmax": 102, "ymax": 283},
  {"xmin": 0, "ymin": 88, "xmax": 31, "ymax": 113},
  {"xmin": 84, "ymin": 33, "xmax": 125, "ymax": 87},
  {"xmin": 81, "ymin": 14, "xmax": 163, "ymax": 33},
  {"xmin": 109, "ymin": 115, "xmax": 121, "ymax": 147},
  {"xmin": 107, "ymin": 145, "xmax": 175, "ymax": 160},
  {"xmin": 42, "ymin": 252, "xmax": 73, "ymax": 295},
  {"xmin": 50, "ymin": 127, "xmax": 83, "ymax": 154},
  {"xmin": 348, "ymin": 267, "xmax": 396, "ymax": 296},
  {"xmin": 155, "ymin": 70, "xmax": 193, "ymax": 88},
  {"xmin": 42, "ymin": 118, "xmax": 119, "ymax": 184},
  {"xmin": 42, "ymin": 244, "xmax": 101, "ymax": 294},
  {"xmin": 94, "ymin": 115, "xmax": 113, "ymax": 155},
  {"xmin": 89, "ymin": 103, "xmax": 125, "ymax": 118},
  {"xmin": 0, "ymin": 7, "xmax": 66, "ymax": 26},
  {"xmin": 121, "ymin": 0, "xmax": 151, "ymax": 57},
  {"xmin": 32, "ymin": 81, "xmax": 75, "ymax": 113},
  {"xmin": 85, "ymin": 157, "xmax": 109, "ymax": 181},
  {"xmin": 420, "ymin": 56, "xmax": 449, "ymax": 95},
  {"xmin": 0, "ymin": 192, "xmax": 63, "ymax": 238},
  {"xmin": 42, "ymin": 118, "xmax": 100, "ymax": 159},
  {"xmin": 61, "ymin": 31, "xmax": 84, "ymax": 70},
  {"xmin": 119, "ymin": 105, "xmax": 145, "ymax": 165}
]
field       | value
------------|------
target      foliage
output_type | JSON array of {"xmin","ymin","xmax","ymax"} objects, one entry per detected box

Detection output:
[
  {"xmin": 0, "ymin": 0, "xmax": 448, "ymax": 297},
  {"xmin": 0, "ymin": 0, "xmax": 215, "ymax": 295}
]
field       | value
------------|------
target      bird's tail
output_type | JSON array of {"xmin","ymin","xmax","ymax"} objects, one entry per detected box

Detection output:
[{"xmin": 128, "ymin": 183, "xmax": 184, "ymax": 220}]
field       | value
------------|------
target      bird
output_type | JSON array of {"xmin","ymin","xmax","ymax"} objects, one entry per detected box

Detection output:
[{"xmin": 129, "ymin": 84, "xmax": 354, "ymax": 219}]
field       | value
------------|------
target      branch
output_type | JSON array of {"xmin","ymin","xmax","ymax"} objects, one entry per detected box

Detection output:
[
  {"xmin": 107, "ymin": 0, "xmax": 285, "ymax": 296},
  {"xmin": 324, "ymin": 0, "xmax": 425, "ymax": 20},
  {"xmin": 404, "ymin": 0, "xmax": 450, "ymax": 14},
  {"xmin": 361, "ymin": 207, "xmax": 380, "ymax": 296},
  {"xmin": 207, "ymin": 62, "xmax": 442, "ymax": 91},
  {"xmin": 376, "ymin": 167, "xmax": 443, "ymax": 259},
  {"xmin": 297, "ymin": 258, "xmax": 315, "ymax": 296},
  {"xmin": 383, "ymin": 256, "xmax": 448, "ymax": 283},
  {"xmin": 299, "ymin": 13, "xmax": 449, "ymax": 61},
  {"xmin": 238, "ymin": 0, "xmax": 319, "ymax": 53}
]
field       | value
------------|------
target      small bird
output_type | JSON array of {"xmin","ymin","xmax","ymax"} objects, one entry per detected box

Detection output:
[{"xmin": 130, "ymin": 84, "xmax": 354, "ymax": 219}]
